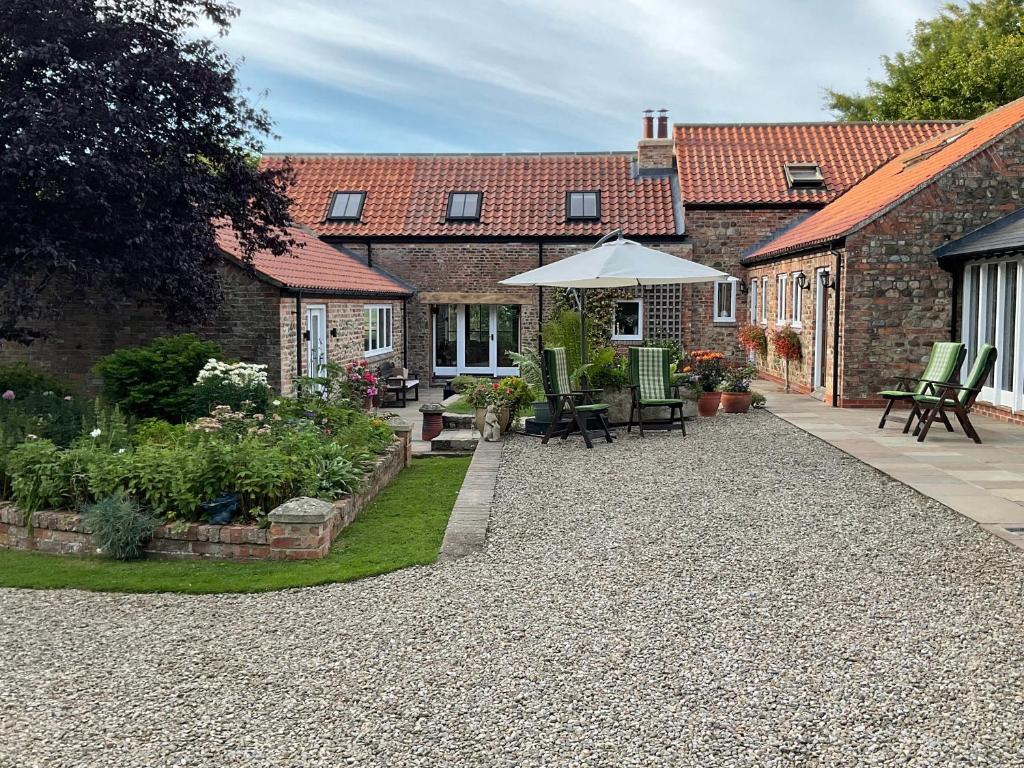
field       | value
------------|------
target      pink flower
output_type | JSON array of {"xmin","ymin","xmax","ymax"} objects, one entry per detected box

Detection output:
[
  {"xmin": 1, "ymin": 390, "xmax": 14, "ymax": 400},
  {"xmin": 366, "ymin": 386, "xmax": 378, "ymax": 397}
]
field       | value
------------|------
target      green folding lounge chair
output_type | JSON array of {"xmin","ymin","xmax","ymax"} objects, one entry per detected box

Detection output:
[
  {"xmin": 541, "ymin": 347, "xmax": 613, "ymax": 449},
  {"xmin": 877, "ymin": 341, "xmax": 965, "ymax": 428},
  {"xmin": 903, "ymin": 343, "xmax": 998, "ymax": 444},
  {"xmin": 627, "ymin": 346, "xmax": 686, "ymax": 437}
]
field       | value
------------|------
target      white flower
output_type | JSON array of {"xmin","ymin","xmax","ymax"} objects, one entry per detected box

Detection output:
[
  {"xmin": 90, "ymin": 428, "xmax": 102, "ymax": 438},
  {"xmin": 25, "ymin": 434, "xmax": 38, "ymax": 441},
  {"xmin": 272, "ymin": 399, "xmax": 281, "ymax": 406},
  {"xmin": 117, "ymin": 448, "xmax": 126, "ymax": 454}
]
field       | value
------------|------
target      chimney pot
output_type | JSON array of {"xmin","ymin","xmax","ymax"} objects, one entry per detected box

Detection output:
[
  {"xmin": 656, "ymin": 109, "xmax": 668, "ymax": 139},
  {"xmin": 642, "ymin": 109, "xmax": 654, "ymax": 140}
]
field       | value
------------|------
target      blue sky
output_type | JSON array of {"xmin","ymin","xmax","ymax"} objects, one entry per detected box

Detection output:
[{"xmin": 215, "ymin": 0, "xmax": 947, "ymax": 154}]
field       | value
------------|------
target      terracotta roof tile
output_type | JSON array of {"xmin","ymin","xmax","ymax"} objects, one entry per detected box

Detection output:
[
  {"xmin": 675, "ymin": 121, "xmax": 960, "ymax": 205},
  {"xmin": 259, "ymin": 153, "xmax": 677, "ymax": 238},
  {"xmin": 215, "ymin": 224, "xmax": 411, "ymax": 296},
  {"xmin": 744, "ymin": 98, "xmax": 1024, "ymax": 262}
]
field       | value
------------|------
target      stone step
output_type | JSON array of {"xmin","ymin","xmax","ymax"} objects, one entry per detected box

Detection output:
[
  {"xmin": 443, "ymin": 412, "xmax": 474, "ymax": 430},
  {"xmin": 431, "ymin": 429, "xmax": 478, "ymax": 452}
]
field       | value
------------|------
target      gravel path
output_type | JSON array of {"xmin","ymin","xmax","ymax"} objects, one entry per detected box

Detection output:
[{"xmin": 3, "ymin": 413, "xmax": 1024, "ymax": 767}]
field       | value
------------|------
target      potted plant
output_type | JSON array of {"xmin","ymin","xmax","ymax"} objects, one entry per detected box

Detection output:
[
  {"xmin": 345, "ymin": 359, "xmax": 379, "ymax": 409},
  {"xmin": 770, "ymin": 328, "xmax": 802, "ymax": 392},
  {"xmin": 737, "ymin": 324, "xmax": 768, "ymax": 358},
  {"xmin": 493, "ymin": 377, "xmax": 533, "ymax": 432},
  {"xmin": 720, "ymin": 364, "xmax": 757, "ymax": 413},
  {"xmin": 465, "ymin": 380, "xmax": 494, "ymax": 434},
  {"xmin": 688, "ymin": 350, "xmax": 726, "ymax": 416}
]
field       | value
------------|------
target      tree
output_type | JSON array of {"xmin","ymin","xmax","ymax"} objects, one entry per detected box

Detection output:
[
  {"xmin": 826, "ymin": 0, "xmax": 1024, "ymax": 121},
  {"xmin": 0, "ymin": 0, "xmax": 295, "ymax": 343}
]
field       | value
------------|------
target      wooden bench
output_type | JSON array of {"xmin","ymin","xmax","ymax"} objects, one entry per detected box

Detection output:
[{"xmin": 378, "ymin": 362, "xmax": 420, "ymax": 407}]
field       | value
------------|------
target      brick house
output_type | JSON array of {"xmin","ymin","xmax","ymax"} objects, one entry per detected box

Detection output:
[
  {"xmin": 741, "ymin": 96, "xmax": 1024, "ymax": 417},
  {"xmin": 263, "ymin": 115, "xmax": 953, "ymax": 380},
  {"xmin": 0, "ymin": 223, "xmax": 412, "ymax": 393}
]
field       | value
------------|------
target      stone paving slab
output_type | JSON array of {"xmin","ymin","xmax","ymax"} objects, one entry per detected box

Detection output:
[
  {"xmin": 438, "ymin": 438, "xmax": 502, "ymax": 559},
  {"xmin": 762, "ymin": 380, "xmax": 1024, "ymax": 548}
]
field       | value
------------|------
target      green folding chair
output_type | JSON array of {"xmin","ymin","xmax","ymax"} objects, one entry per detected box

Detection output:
[
  {"xmin": 541, "ymin": 347, "xmax": 613, "ymax": 449},
  {"xmin": 877, "ymin": 341, "xmax": 965, "ymax": 428},
  {"xmin": 627, "ymin": 346, "xmax": 686, "ymax": 437},
  {"xmin": 904, "ymin": 344, "xmax": 998, "ymax": 444}
]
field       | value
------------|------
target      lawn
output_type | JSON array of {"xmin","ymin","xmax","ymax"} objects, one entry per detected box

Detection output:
[
  {"xmin": 445, "ymin": 396, "xmax": 474, "ymax": 414},
  {"xmin": 0, "ymin": 456, "xmax": 470, "ymax": 595}
]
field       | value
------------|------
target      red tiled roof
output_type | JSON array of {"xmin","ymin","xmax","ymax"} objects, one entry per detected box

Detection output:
[
  {"xmin": 744, "ymin": 98, "xmax": 1024, "ymax": 262},
  {"xmin": 215, "ymin": 224, "xmax": 411, "ymax": 296},
  {"xmin": 674, "ymin": 121, "xmax": 959, "ymax": 205},
  {"xmin": 259, "ymin": 153, "xmax": 678, "ymax": 238}
]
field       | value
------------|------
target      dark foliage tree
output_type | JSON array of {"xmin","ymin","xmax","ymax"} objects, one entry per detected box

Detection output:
[
  {"xmin": 0, "ymin": 0, "xmax": 295, "ymax": 342},
  {"xmin": 826, "ymin": 0, "xmax": 1024, "ymax": 121}
]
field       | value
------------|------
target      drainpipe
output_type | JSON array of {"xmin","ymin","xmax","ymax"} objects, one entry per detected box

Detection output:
[
  {"xmin": 366, "ymin": 241, "xmax": 373, "ymax": 269},
  {"xmin": 537, "ymin": 242, "xmax": 545, "ymax": 354},
  {"xmin": 830, "ymin": 250, "xmax": 842, "ymax": 408},
  {"xmin": 402, "ymin": 296, "xmax": 409, "ymax": 369},
  {"xmin": 294, "ymin": 291, "xmax": 303, "ymax": 378},
  {"xmin": 949, "ymin": 264, "xmax": 961, "ymax": 341}
]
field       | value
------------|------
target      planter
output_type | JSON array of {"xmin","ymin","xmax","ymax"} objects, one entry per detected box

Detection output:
[
  {"xmin": 697, "ymin": 391, "xmax": 722, "ymax": 417},
  {"xmin": 498, "ymin": 405, "xmax": 512, "ymax": 433},
  {"xmin": 419, "ymin": 403, "xmax": 445, "ymax": 441},
  {"xmin": 721, "ymin": 392, "xmax": 753, "ymax": 414},
  {"xmin": 531, "ymin": 400, "xmax": 552, "ymax": 424}
]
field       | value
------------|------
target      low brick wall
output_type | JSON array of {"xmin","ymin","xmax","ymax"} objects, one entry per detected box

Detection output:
[{"xmin": 0, "ymin": 426, "xmax": 411, "ymax": 562}]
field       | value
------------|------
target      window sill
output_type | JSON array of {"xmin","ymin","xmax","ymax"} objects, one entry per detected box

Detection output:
[
  {"xmin": 365, "ymin": 348, "xmax": 394, "ymax": 358},
  {"xmin": 611, "ymin": 335, "xmax": 642, "ymax": 342},
  {"xmin": 712, "ymin": 319, "xmax": 737, "ymax": 326}
]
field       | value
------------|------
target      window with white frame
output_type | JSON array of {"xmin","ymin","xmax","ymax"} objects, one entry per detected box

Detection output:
[
  {"xmin": 760, "ymin": 277, "xmax": 768, "ymax": 324},
  {"xmin": 749, "ymin": 279, "xmax": 758, "ymax": 323},
  {"xmin": 364, "ymin": 305, "xmax": 393, "ymax": 355},
  {"xmin": 791, "ymin": 272, "xmax": 804, "ymax": 326},
  {"xmin": 713, "ymin": 279, "xmax": 736, "ymax": 323},
  {"xmin": 776, "ymin": 274, "xmax": 788, "ymax": 323},
  {"xmin": 962, "ymin": 257, "xmax": 1022, "ymax": 410},
  {"xmin": 612, "ymin": 299, "xmax": 643, "ymax": 340}
]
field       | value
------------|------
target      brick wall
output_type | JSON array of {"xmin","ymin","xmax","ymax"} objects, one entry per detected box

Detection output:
[
  {"xmin": 840, "ymin": 127, "xmax": 1024, "ymax": 405},
  {"xmin": 278, "ymin": 295, "xmax": 404, "ymax": 395},
  {"xmin": 0, "ymin": 261, "xmax": 285, "ymax": 392},
  {"xmin": 681, "ymin": 208, "xmax": 814, "ymax": 356}
]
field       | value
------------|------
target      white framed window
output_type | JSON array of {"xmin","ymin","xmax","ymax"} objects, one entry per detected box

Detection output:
[
  {"xmin": 364, "ymin": 304, "xmax": 393, "ymax": 355},
  {"xmin": 962, "ymin": 257, "xmax": 1023, "ymax": 411},
  {"xmin": 776, "ymin": 274, "xmax": 788, "ymax": 323},
  {"xmin": 713, "ymin": 279, "xmax": 737, "ymax": 323},
  {"xmin": 749, "ymin": 279, "xmax": 758, "ymax": 323},
  {"xmin": 612, "ymin": 299, "xmax": 643, "ymax": 341},
  {"xmin": 760, "ymin": 277, "xmax": 768, "ymax": 325},
  {"xmin": 791, "ymin": 272, "xmax": 804, "ymax": 327}
]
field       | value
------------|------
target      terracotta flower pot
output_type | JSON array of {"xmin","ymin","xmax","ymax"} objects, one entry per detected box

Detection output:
[
  {"xmin": 697, "ymin": 391, "xmax": 722, "ymax": 417},
  {"xmin": 721, "ymin": 392, "xmax": 752, "ymax": 414}
]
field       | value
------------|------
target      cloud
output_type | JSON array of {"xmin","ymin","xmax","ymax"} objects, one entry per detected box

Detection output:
[{"xmin": 215, "ymin": 0, "xmax": 949, "ymax": 152}]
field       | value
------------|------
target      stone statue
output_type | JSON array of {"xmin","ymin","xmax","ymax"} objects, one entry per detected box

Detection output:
[{"xmin": 482, "ymin": 404, "xmax": 502, "ymax": 442}]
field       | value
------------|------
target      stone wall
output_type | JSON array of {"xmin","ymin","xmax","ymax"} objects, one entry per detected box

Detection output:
[
  {"xmin": 0, "ymin": 261, "xmax": 285, "ymax": 392},
  {"xmin": 278, "ymin": 295, "xmax": 405, "ymax": 395},
  {"xmin": 840, "ymin": 127, "xmax": 1024, "ymax": 405},
  {"xmin": 0, "ymin": 426, "xmax": 412, "ymax": 561},
  {"xmin": 681, "ymin": 208, "xmax": 814, "ymax": 356}
]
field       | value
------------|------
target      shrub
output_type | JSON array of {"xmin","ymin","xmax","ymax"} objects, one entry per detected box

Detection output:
[
  {"xmin": 94, "ymin": 334, "xmax": 221, "ymax": 422},
  {"xmin": 6, "ymin": 439, "xmax": 68, "ymax": 514},
  {"xmin": 687, "ymin": 350, "xmax": 727, "ymax": 392},
  {"xmin": 721, "ymin": 364, "xmax": 757, "ymax": 393},
  {"xmin": 751, "ymin": 390, "xmax": 767, "ymax": 408},
  {"xmin": 0, "ymin": 363, "xmax": 74, "ymax": 398},
  {"xmin": 81, "ymin": 494, "xmax": 156, "ymax": 561},
  {"xmin": 642, "ymin": 337, "xmax": 684, "ymax": 366},
  {"xmin": 450, "ymin": 375, "xmax": 483, "ymax": 394},
  {"xmin": 191, "ymin": 359, "xmax": 271, "ymax": 417},
  {"xmin": 586, "ymin": 347, "xmax": 629, "ymax": 390}
]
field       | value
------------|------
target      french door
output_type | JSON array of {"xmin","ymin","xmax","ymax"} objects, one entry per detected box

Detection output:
[
  {"xmin": 433, "ymin": 304, "xmax": 520, "ymax": 376},
  {"xmin": 813, "ymin": 268, "xmax": 830, "ymax": 390},
  {"xmin": 962, "ymin": 258, "xmax": 1022, "ymax": 409},
  {"xmin": 306, "ymin": 305, "xmax": 328, "ymax": 379}
]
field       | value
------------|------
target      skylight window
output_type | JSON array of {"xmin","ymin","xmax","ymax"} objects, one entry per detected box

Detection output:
[
  {"xmin": 567, "ymin": 191, "xmax": 601, "ymax": 220},
  {"xmin": 784, "ymin": 163, "xmax": 825, "ymax": 189},
  {"xmin": 327, "ymin": 191, "xmax": 366, "ymax": 221},
  {"xmin": 901, "ymin": 129, "xmax": 971, "ymax": 169},
  {"xmin": 446, "ymin": 192, "xmax": 482, "ymax": 221}
]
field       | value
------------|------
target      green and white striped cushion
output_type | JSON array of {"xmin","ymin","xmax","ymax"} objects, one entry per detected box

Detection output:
[
  {"xmin": 917, "ymin": 342, "xmax": 963, "ymax": 393},
  {"xmin": 635, "ymin": 346, "xmax": 669, "ymax": 401},
  {"xmin": 545, "ymin": 347, "xmax": 572, "ymax": 396},
  {"xmin": 960, "ymin": 343, "xmax": 997, "ymax": 403}
]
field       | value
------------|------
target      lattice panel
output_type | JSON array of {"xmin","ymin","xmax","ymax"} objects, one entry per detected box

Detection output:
[{"xmin": 644, "ymin": 284, "xmax": 682, "ymax": 344}]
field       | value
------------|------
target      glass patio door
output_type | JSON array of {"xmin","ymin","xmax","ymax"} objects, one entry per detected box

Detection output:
[
  {"xmin": 962, "ymin": 258, "xmax": 1023, "ymax": 409},
  {"xmin": 432, "ymin": 303, "xmax": 521, "ymax": 376}
]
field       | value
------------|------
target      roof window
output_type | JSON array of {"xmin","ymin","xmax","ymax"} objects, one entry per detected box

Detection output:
[
  {"xmin": 567, "ymin": 191, "xmax": 601, "ymax": 220},
  {"xmin": 446, "ymin": 192, "xmax": 482, "ymax": 221},
  {"xmin": 784, "ymin": 163, "xmax": 825, "ymax": 189},
  {"xmin": 327, "ymin": 191, "xmax": 366, "ymax": 221}
]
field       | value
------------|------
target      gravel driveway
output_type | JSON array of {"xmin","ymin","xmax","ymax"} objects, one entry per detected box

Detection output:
[{"xmin": 3, "ymin": 413, "xmax": 1024, "ymax": 767}]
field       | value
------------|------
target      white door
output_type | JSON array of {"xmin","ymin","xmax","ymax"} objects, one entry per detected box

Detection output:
[
  {"xmin": 432, "ymin": 304, "xmax": 521, "ymax": 376},
  {"xmin": 306, "ymin": 305, "xmax": 327, "ymax": 379},
  {"xmin": 813, "ymin": 268, "xmax": 829, "ymax": 391}
]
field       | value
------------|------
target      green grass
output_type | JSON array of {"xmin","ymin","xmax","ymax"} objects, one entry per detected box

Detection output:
[
  {"xmin": 445, "ymin": 396, "xmax": 475, "ymax": 414},
  {"xmin": 0, "ymin": 457, "xmax": 471, "ymax": 595}
]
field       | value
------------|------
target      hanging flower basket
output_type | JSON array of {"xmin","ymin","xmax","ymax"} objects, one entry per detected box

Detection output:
[
  {"xmin": 770, "ymin": 328, "xmax": 802, "ymax": 392},
  {"xmin": 737, "ymin": 324, "xmax": 768, "ymax": 357}
]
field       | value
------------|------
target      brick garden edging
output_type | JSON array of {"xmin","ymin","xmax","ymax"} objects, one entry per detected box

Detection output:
[{"xmin": 0, "ymin": 424, "xmax": 411, "ymax": 562}]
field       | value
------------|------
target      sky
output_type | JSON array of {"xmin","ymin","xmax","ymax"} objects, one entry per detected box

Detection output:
[{"xmin": 212, "ymin": 0, "xmax": 949, "ymax": 154}]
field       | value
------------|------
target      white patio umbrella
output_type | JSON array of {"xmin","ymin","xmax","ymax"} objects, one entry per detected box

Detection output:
[{"xmin": 500, "ymin": 230, "xmax": 730, "ymax": 365}]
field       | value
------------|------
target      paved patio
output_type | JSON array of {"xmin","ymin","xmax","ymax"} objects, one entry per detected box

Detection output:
[{"xmin": 762, "ymin": 381, "xmax": 1024, "ymax": 549}]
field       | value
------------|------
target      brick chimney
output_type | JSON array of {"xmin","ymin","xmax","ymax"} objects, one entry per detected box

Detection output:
[{"xmin": 637, "ymin": 108, "xmax": 674, "ymax": 171}]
